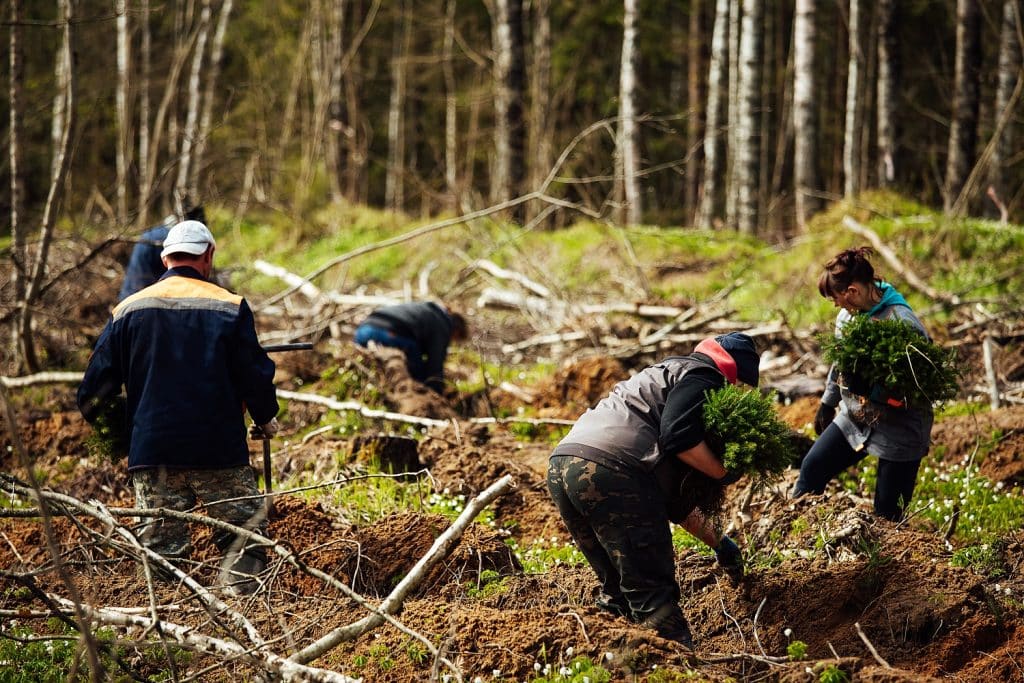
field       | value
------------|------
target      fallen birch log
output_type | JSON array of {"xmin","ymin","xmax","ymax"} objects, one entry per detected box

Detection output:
[
  {"xmin": 469, "ymin": 258, "xmax": 552, "ymax": 298},
  {"xmin": 477, "ymin": 286, "xmax": 696, "ymax": 321},
  {"xmin": 45, "ymin": 597, "xmax": 359, "ymax": 683},
  {"xmin": 289, "ymin": 474, "xmax": 514, "ymax": 664},
  {"xmin": 1, "ymin": 371, "xmax": 83, "ymax": 388},
  {"xmin": 277, "ymin": 388, "xmax": 576, "ymax": 427},
  {"xmin": 254, "ymin": 260, "xmax": 401, "ymax": 308}
]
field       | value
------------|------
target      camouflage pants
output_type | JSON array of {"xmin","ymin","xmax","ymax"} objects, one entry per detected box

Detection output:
[
  {"xmin": 132, "ymin": 466, "xmax": 268, "ymax": 563},
  {"xmin": 546, "ymin": 455, "xmax": 681, "ymax": 624}
]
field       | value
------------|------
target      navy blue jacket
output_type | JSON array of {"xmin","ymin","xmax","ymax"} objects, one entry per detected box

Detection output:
[
  {"xmin": 362, "ymin": 302, "xmax": 454, "ymax": 392},
  {"xmin": 78, "ymin": 267, "xmax": 278, "ymax": 471},
  {"xmin": 118, "ymin": 224, "xmax": 170, "ymax": 301}
]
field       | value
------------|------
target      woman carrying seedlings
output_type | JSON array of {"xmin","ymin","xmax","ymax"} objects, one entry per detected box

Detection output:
[
  {"xmin": 794, "ymin": 246, "xmax": 934, "ymax": 521},
  {"xmin": 546, "ymin": 333, "xmax": 759, "ymax": 648}
]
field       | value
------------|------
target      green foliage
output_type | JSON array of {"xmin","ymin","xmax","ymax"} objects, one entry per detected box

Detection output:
[
  {"xmin": 83, "ymin": 396, "xmax": 129, "ymax": 463},
  {"xmin": 840, "ymin": 455, "xmax": 1024, "ymax": 544},
  {"xmin": 787, "ymin": 640, "xmax": 808, "ymax": 661},
  {"xmin": 702, "ymin": 384, "xmax": 795, "ymax": 483},
  {"xmin": 820, "ymin": 314, "xmax": 959, "ymax": 407},
  {"xmin": 465, "ymin": 569, "xmax": 511, "ymax": 599},
  {"xmin": 818, "ymin": 664, "xmax": 850, "ymax": 683},
  {"xmin": 508, "ymin": 536, "xmax": 587, "ymax": 573},
  {"xmin": 951, "ymin": 544, "xmax": 1006, "ymax": 578},
  {"xmin": 529, "ymin": 654, "xmax": 612, "ymax": 683}
]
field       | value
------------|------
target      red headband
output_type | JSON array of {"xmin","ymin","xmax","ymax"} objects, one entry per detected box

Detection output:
[{"xmin": 694, "ymin": 338, "xmax": 738, "ymax": 385}]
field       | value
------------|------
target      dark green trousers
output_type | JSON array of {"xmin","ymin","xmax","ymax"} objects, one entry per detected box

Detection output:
[{"xmin": 547, "ymin": 454, "xmax": 681, "ymax": 623}]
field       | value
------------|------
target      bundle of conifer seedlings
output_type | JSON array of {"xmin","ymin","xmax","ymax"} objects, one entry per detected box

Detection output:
[
  {"xmin": 820, "ymin": 315, "xmax": 959, "ymax": 407},
  {"xmin": 669, "ymin": 384, "xmax": 795, "ymax": 521}
]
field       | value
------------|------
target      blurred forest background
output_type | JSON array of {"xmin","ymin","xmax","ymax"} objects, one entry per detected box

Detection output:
[{"xmin": 2, "ymin": 0, "xmax": 1023, "ymax": 374}]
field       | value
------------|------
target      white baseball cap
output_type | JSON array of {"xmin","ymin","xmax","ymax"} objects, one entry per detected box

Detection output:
[{"xmin": 160, "ymin": 220, "xmax": 216, "ymax": 259}]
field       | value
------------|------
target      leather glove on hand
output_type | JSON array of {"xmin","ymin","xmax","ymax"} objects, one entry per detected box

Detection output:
[
  {"xmin": 714, "ymin": 535, "xmax": 744, "ymax": 579},
  {"xmin": 813, "ymin": 403, "xmax": 837, "ymax": 435},
  {"xmin": 249, "ymin": 417, "xmax": 280, "ymax": 440}
]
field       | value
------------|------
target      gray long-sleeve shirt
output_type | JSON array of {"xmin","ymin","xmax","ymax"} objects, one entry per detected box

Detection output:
[{"xmin": 823, "ymin": 302, "xmax": 934, "ymax": 462}]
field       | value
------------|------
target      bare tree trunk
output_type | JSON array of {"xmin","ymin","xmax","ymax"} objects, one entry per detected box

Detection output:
[
  {"xmin": 327, "ymin": 0, "xmax": 347, "ymax": 202},
  {"xmin": 115, "ymin": 0, "xmax": 130, "ymax": 225},
  {"xmin": 18, "ymin": 0, "xmax": 78, "ymax": 373},
  {"xmin": 944, "ymin": 0, "xmax": 981, "ymax": 213},
  {"xmin": 793, "ymin": 0, "xmax": 821, "ymax": 228},
  {"xmin": 685, "ymin": 3, "xmax": 705, "ymax": 225},
  {"xmin": 490, "ymin": 0, "xmax": 511, "ymax": 205},
  {"xmin": 384, "ymin": 0, "xmax": 410, "ymax": 211},
  {"xmin": 843, "ymin": 0, "xmax": 862, "ymax": 198},
  {"xmin": 528, "ymin": 0, "xmax": 553, "ymax": 191},
  {"xmin": 191, "ymin": 0, "xmax": 234, "ymax": 200},
  {"xmin": 725, "ymin": 0, "xmax": 742, "ymax": 228},
  {"xmin": 9, "ymin": 0, "xmax": 25, "ymax": 368},
  {"xmin": 698, "ymin": 0, "xmax": 730, "ymax": 229},
  {"xmin": 443, "ymin": 0, "xmax": 458, "ymax": 211},
  {"xmin": 876, "ymin": 0, "xmax": 897, "ymax": 187},
  {"xmin": 619, "ymin": 0, "xmax": 641, "ymax": 226},
  {"xmin": 736, "ymin": 0, "xmax": 762, "ymax": 234},
  {"xmin": 174, "ymin": 0, "xmax": 212, "ymax": 207},
  {"xmin": 988, "ymin": 0, "xmax": 1021, "ymax": 214},
  {"xmin": 506, "ymin": 0, "xmax": 526, "ymax": 221},
  {"xmin": 137, "ymin": 0, "xmax": 152, "ymax": 226}
]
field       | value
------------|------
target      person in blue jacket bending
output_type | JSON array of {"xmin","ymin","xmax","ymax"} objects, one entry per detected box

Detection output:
[{"xmin": 354, "ymin": 301, "xmax": 468, "ymax": 394}]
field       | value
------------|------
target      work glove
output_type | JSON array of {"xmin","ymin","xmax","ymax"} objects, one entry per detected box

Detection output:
[
  {"xmin": 715, "ymin": 469, "xmax": 743, "ymax": 486},
  {"xmin": 842, "ymin": 371, "xmax": 871, "ymax": 397},
  {"xmin": 249, "ymin": 417, "xmax": 280, "ymax": 440},
  {"xmin": 714, "ymin": 535, "xmax": 744, "ymax": 580},
  {"xmin": 813, "ymin": 403, "xmax": 837, "ymax": 435}
]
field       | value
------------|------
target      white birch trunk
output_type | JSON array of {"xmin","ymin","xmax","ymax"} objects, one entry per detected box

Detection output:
[
  {"xmin": 944, "ymin": 0, "xmax": 982, "ymax": 212},
  {"xmin": 191, "ymin": 0, "xmax": 234, "ymax": 200},
  {"xmin": 174, "ymin": 0, "xmax": 211, "ymax": 205},
  {"xmin": 843, "ymin": 0, "xmax": 862, "ymax": 198},
  {"xmin": 793, "ymin": 0, "xmax": 820, "ymax": 228},
  {"xmin": 443, "ymin": 0, "xmax": 458, "ymax": 210},
  {"xmin": 115, "ymin": 0, "xmax": 130, "ymax": 224},
  {"xmin": 19, "ymin": 0, "xmax": 76, "ymax": 372},
  {"xmin": 685, "ymin": 5, "xmax": 704, "ymax": 222},
  {"xmin": 384, "ymin": 0, "xmax": 409, "ymax": 211},
  {"xmin": 137, "ymin": 0, "xmax": 152, "ymax": 225},
  {"xmin": 735, "ymin": 0, "xmax": 762, "ymax": 234},
  {"xmin": 327, "ymin": 0, "xmax": 347, "ymax": 201},
  {"xmin": 725, "ymin": 0, "xmax": 742, "ymax": 228},
  {"xmin": 529, "ymin": 0, "xmax": 551, "ymax": 218},
  {"xmin": 9, "ymin": 0, "xmax": 25, "ymax": 365},
  {"xmin": 491, "ymin": 0, "xmax": 512, "ymax": 204},
  {"xmin": 697, "ymin": 0, "xmax": 730, "ymax": 228},
  {"xmin": 876, "ymin": 0, "xmax": 896, "ymax": 187},
  {"xmin": 989, "ymin": 0, "xmax": 1021, "ymax": 208},
  {"xmin": 619, "ymin": 0, "xmax": 641, "ymax": 226}
]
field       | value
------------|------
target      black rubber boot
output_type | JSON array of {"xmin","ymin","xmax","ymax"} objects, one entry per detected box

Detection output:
[
  {"xmin": 595, "ymin": 593, "xmax": 631, "ymax": 620},
  {"xmin": 640, "ymin": 603, "xmax": 695, "ymax": 649}
]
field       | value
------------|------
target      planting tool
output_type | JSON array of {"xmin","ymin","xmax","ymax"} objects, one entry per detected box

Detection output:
[{"xmin": 257, "ymin": 341, "xmax": 314, "ymax": 501}]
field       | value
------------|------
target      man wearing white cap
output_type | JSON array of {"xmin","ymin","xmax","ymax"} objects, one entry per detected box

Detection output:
[{"xmin": 78, "ymin": 220, "xmax": 279, "ymax": 596}]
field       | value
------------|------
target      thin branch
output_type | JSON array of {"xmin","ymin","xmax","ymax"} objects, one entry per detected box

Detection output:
[{"xmin": 854, "ymin": 621, "xmax": 892, "ymax": 668}]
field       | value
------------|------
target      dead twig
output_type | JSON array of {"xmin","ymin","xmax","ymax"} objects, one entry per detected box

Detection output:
[{"xmin": 854, "ymin": 621, "xmax": 892, "ymax": 669}]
